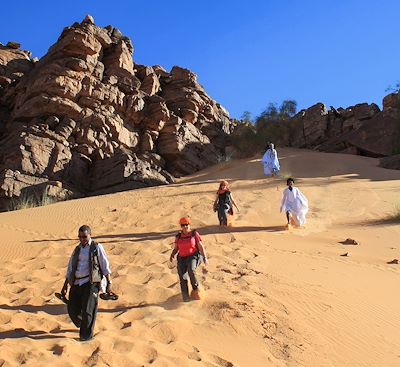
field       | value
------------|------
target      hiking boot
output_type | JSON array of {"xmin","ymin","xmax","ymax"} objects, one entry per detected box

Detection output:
[
  {"xmin": 79, "ymin": 335, "xmax": 93, "ymax": 342},
  {"xmin": 190, "ymin": 289, "xmax": 201, "ymax": 300}
]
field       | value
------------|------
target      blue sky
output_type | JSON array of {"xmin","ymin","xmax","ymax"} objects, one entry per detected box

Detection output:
[{"xmin": 1, "ymin": 0, "xmax": 399, "ymax": 119}]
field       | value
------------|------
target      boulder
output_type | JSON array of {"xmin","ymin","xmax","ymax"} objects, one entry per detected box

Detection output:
[
  {"xmin": 383, "ymin": 92, "xmax": 400, "ymax": 110},
  {"xmin": 379, "ymin": 155, "xmax": 400, "ymax": 170},
  {"xmin": 157, "ymin": 117, "xmax": 220, "ymax": 176}
]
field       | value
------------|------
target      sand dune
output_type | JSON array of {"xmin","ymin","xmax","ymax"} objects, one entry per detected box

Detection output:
[{"xmin": 0, "ymin": 148, "xmax": 399, "ymax": 366}]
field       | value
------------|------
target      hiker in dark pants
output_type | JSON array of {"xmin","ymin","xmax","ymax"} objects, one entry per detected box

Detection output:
[
  {"xmin": 169, "ymin": 217, "xmax": 208, "ymax": 302},
  {"xmin": 213, "ymin": 180, "xmax": 240, "ymax": 226},
  {"xmin": 60, "ymin": 225, "xmax": 113, "ymax": 341}
]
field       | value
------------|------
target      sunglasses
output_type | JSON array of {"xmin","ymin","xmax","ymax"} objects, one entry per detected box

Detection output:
[
  {"xmin": 78, "ymin": 235, "xmax": 89, "ymax": 239},
  {"xmin": 180, "ymin": 224, "xmax": 190, "ymax": 227}
]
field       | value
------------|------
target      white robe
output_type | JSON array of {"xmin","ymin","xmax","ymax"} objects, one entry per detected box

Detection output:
[
  {"xmin": 280, "ymin": 187, "xmax": 309, "ymax": 226},
  {"xmin": 261, "ymin": 149, "xmax": 280, "ymax": 176}
]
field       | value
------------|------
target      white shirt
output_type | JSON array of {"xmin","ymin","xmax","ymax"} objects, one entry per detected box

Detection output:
[{"xmin": 66, "ymin": 239, "xmax": 111, "ymax": 286}]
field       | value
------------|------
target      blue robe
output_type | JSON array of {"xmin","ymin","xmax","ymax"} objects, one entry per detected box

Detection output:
[{"xmin": 261, "ymin": 149, "xmax": 280, "ymax": 176}]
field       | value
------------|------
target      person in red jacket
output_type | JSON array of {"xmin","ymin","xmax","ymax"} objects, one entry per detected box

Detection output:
[{"xmin": 169, "ymin": 217, "xmax": 208, "ymax": 302}]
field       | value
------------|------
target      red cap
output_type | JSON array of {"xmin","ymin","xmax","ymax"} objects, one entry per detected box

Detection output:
[{"xmin": 179, "ymin": 217, "xmax": 191, "ymax": 225}]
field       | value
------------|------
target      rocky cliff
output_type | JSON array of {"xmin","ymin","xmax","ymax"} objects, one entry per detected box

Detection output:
[
  {"xmin": 289, "ymin": 96, "xmax": 400, "ymax": 158},
  {"xmin": 259, "ymin": 94, "xmax": 400, "ymax": 164},
  {"xmin": 0, "ymin": 15, "xmax": 233, "ymax": 210}
]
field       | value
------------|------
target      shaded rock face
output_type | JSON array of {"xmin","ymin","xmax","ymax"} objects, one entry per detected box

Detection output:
[
  {"xmin": 0, "ymin": 17, "xmax": 232, "ymax": 210},
  {"xmin": 281, "ymin": 98, "xmax": 400, "ymax": 159},
  {"xmin": 379, "ymin": 154, "xmax": 400, "ymax": 170}
]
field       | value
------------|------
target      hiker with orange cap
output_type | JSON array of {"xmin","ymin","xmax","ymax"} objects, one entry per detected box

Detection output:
[
  {"xmin": 213, "ymin": 180, "xmax": 240, "ymax": 226},
  {"xmin": 169, "ymin": 217, "xmax": 208, "ymax": 302}
]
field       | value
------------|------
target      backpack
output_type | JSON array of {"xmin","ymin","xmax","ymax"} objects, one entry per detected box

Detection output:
[
  {"xmin": 176, "ymin": 229, "xmax": 198, "ymax": 240},
  {"xmin": 175, "ymin": 230, "xmax": 200, "ymax": 256}
]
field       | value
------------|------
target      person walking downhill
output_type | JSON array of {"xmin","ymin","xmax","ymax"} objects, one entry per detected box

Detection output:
[
  {"xmin": 213, "ymin": 180, "xmax": 240, "ymax": 226},
  {"xmin": 169, "ymin": 217, "xmax": 208, "ymax": 302},
  {"xmin": 280, "ymin": 178, "xmax": 309, "ymax": 228},
  {"xmin": 60, "ymin": 225, "xmax": 114, "ymax": 341},
  {"xmin": 261, "ymin": 143, "xmax": 280, "ymax": 176}
]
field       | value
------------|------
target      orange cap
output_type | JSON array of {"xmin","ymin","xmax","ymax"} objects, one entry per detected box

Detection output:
[{"xmin": 179, "ymin": 217, "xmax": 191, "ymax": 225}]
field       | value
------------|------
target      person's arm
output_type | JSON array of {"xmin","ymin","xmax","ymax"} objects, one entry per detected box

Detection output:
[
  {"xmin": 261, "ymin": 152, "xmax": 268, "ymax": 164},
  {"xmin": 197, "ymin": 241, "xmax": 208, "ymax": 265},
  {"xmin": 230, "ymin": 193, "xmax": 240, "ymax": 212},
  {"xmin": 213, "ymin": 193, "xmax": 219, "ymax": 206},
  {"xmin": 280, "ymin": 190, "xmax": 287, "ymax": 212},
  {"xmin": 194, "ymin": 233, "xmax": 208, "ymax": 265},
  {"xmin": 169, "ymin": 241, "xmax": 179, "ymax": 262},
  {"xmin": 61, "ymin": 249, "xmax": 74, "ymax": 296},
  {"xmin": 97, "ymin": 244, "xmax": 113, "ymax": 293},
  {"xmin": 61, "ymin": 278, "xmax": 69, "ymax": 297}
]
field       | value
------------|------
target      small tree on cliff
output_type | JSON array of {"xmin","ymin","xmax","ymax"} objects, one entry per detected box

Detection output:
[
  {"xmin": 240, "ymin": 110, "xmax": 253, "ymax": 124},
  {"xmin": 386, "ymin": 81, "xmax": 400, "ymax": 93}
]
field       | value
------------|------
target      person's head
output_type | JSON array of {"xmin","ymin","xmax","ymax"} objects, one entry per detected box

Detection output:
[
  {"xmin": 179, "ymin": 217, "xmax": 191, "ymax": 234},
  {"xmin": 270, "ymin": 143, "xmax": 274, "ymax": 149},
  {"xmin": 78, "ymin": 225, "xmax": 91, "ymax": 245},
  {"xmin": 218, "ymin": 180, "xmax": 229, "ymax": 192},
  {"xmin": 286, "ymin": 178, "xmax": 294, "ymax": 187}
]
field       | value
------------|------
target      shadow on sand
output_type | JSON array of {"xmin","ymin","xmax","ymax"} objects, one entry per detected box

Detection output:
[
  {"xmin": 0, "ymin": 292, "xmax": 184, "ymax": 341},
  {"xmin": 26, "ymin": 224, "xmax": 287, "ymax": 245},
  {"xmin": 0, "ymin": 327, "xmax": 77, "ymax": 340}
]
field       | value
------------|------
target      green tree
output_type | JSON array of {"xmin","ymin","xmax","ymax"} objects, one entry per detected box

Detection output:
[
  {"xmin": 231, "ymin": 100, "xmax": 298, "ymax": 157},
  {"xmin": 386, "ymin": 81, "xmax": 400, "ymax": 93},
  {"xmin": 240, "ymin": 110, "xmax": 253, "ymax": 124}
]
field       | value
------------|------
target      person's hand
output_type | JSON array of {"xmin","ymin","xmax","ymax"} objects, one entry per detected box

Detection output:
[
  {"xmin": 61, "ymin": 284, "xmax": 68, "ymax": 297},
  {"xmin": 169, "ymin": 255, "xmax": 174, "ymax": 263},
  {"xmin": 106, "ymin": 282, "xmax": 113, "ymax": 294},
  {"xmin": 203, "ymin": 257, "xmax": 209, "ymax": 266}
]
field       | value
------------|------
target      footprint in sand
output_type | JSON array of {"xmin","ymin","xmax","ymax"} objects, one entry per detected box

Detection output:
[
  {"xmin": 150, "ymin": 323, "xmax": 176, "ymax": 344},
  {"xmin": 50, "ymin": 344, "xmax": 64, "ymax": 356},
  {"xmin": 113, "ymin": 339, "xmax": 135, "ymax": 353},
  {"xmin": 188, "ymin": 346, "xmax": 202, "ymax": 361},
  {"xmin": 121, "ymin": 321, "xmax": 132, "ymax": 330},
  {"xmin": 212, "ymin": 355, "xmax": 234, "ymax": 367}
]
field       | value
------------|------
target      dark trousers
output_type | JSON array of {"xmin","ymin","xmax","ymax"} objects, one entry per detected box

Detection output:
[
  {"xmin": 217, "ymin": 203, "xmax": 230, "ymax": 225},
  {"xmin": 177, "ymin": 253, "xmax": 201, "ymax": 300},
  {"xmin": 68, "ymin": 282, "xmax": 99, "ymax": 340}
]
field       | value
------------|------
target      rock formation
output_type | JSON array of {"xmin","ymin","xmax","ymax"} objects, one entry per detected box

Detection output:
[
  {"xmin": 250, "ymin": 93, "xmax": 400, "ymax": 163},
  {"xmin": 0, "ymin": 15, "xmax": 232, "ymax": 210},
  {"xmin": 290, "ymin": 98, "xmax": 400, "ymax": 158}
]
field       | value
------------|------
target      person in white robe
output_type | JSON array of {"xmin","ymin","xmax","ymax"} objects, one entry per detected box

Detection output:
[
  {"xmin": 280, "ymin": 178, "xmax": 309, "ymax": 227},
  {"xmin": 261, "ymin": 143, "xmax": 280, "ymax": 176}
]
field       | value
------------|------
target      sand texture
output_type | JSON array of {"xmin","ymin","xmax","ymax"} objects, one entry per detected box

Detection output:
[{"xmin": 0, "ymin": 148, "xmax": 399, "ymax": 366}]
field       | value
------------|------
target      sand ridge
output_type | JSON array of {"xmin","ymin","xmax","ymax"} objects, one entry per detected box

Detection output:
[{"xmin": 0, "ymin": 148, "xmax": 399, "ymax": 366}]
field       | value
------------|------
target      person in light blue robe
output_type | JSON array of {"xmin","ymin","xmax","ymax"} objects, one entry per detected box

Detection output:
[{"xmin": 261, "ymin": 143, "xmax": 280, "ymax": 176}]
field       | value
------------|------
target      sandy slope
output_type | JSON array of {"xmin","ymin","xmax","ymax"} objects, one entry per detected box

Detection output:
[{"xmin": 0, "ymin": 148, "xmax": 399, "ymax": 367}]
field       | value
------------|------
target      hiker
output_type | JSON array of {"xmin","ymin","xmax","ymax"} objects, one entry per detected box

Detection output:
[
  {"xmin": 169, "ymin": 217, "xmax": 208, "ymax": 302},
  {"xmin": 261, "ymin": 143, "xmax": 280, "ymax": 176},
  {"xmin": 60, "ymin": 225, "xmax": 114, "ymax": 341},
  {"xmin": 213, "ymin": 180, "xmax": 240, "ymax": 226},
  {"xmin": 280, "ymin": 178, "xmax": 309, "ymax": 228}
]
